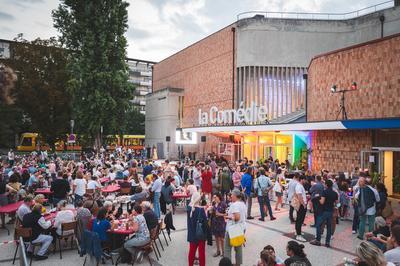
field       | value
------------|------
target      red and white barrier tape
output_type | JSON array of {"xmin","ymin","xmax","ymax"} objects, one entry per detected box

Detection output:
[{"xmin": 0, "ymin": 240, "xmax": 19, "ymax": 246}]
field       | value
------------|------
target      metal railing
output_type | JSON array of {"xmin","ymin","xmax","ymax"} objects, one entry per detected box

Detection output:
[{"xmin": 237, "ymin": 0, "xmax": 394, "ymax": 21}]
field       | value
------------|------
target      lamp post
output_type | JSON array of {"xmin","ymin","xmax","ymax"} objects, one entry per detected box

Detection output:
[{"xmin": 330, "ymin": 82, "xmax": 357, "ymax": 120}]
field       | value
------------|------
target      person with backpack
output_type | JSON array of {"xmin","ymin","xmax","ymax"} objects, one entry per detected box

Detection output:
[
  {"xmin": 254, "ymin": 167, "xmax": 276, "ymax": 221},
  {"xmin": 187, "ymin": 192, "xmax": 208, "ymax": 266}
]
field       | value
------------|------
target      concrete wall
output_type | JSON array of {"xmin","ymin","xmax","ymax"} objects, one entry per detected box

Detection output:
[
  {"xmin": 307, "ymin": 34, "xmax": 400, "ymax": 121},
  {"xmin": 145, "ymin": 88, "xmax": 184, "ymax": 159},
  {"xmin": 236, "ymin": 6, "xmax": 400, "ymax": 67}
]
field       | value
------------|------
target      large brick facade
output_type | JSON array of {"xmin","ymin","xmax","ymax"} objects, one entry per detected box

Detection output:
[
  {"xmin": 311, "ymin": 130, "xmax": 372, "ymax": 172},
  {"xmin": 152, "ymin": 26, "xmax": 235, "ymax": 128},
  {"xmin": 307, "ymin": 34, "xmax": 400, "ymax": 122}
]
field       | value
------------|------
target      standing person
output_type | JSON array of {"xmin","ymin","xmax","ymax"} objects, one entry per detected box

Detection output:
[
  {"xmin": 220, "ymin": 166, "xmax": 232, "ymax": 201},
  {"xmin": 273, "ymin": 169, "xmax": 284, "ymax": 211},
  {"xmin": 287, "ymin": 173, "xmax": 299, "ymax": 223},
  {"xmin": 201, "ymin": 165, "xmax": 213, "ymax": 199},
  {"xmin": 8, "ymin": 149, "xmax": 15, "ymax": 166},
  {"xmin": 356, "ymin": 176, "xmax": 380, "ymax": 240},
  {"xmin": 352, "ymin": 179, "xmax": 361, "ymax": 234},
  {"xmin": 22, "ymin": 204, "xmax": 53, "ymax": 260},
  {"xmin": 51, "ymin": 172, "xmax": 71, "ymax": 206},
  {"xmin": 211, "ymin": 192, "xmax": 227, "ymax": 257},
  {"xmin": 241, "ymin": 167, "xmax": 254, "ymax": 220},
  {"xmin": 193, "ymin": 165, "xmax": 202, "ymax": 190},
  {"xmin": 310, "ymin": 179, "xmax": 338, "ymax": 247},
  {"xmin": 309, "ymin": 175, "xmax": 324, "ymax": 227},
  {"xmin": 376, "ymin": 183, "xmax": 388, "ymax": 217},
  {"xmin": 187, "ymin": 192, "xmax": 208, "ymax": 266},
  {"xmin": 72, "ymin": 171, "xmax": 87, "ymax": 206},
  {"xmin": 210, "ymin": 158, "xmax": 218, "ymax": 178},
  {"xmin": 294, "ymin": 176, "xmax": 307, "ymax": 242},
  {"xmin": 254, "ymin": 168, "xmax": 276, "ymax": 221},
  {"xmin": 151, "ymin": 172, "xmax": 162, "ymax": 219},
  {"xmin": 284, "ymin": 241, "xmax": 311, "ymax": 266},
  {"xmin": 232, "ymin": 166, "xmax": 242, "ymax": 190},
  {"xmin": 224, "ymin": 189, "xmax": 247, "ymax": 266}
]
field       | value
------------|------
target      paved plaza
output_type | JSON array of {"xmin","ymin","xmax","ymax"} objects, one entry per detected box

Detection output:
[{"xmin": 0, "ymin": 201, "xmax": 367, "ymax": 266}]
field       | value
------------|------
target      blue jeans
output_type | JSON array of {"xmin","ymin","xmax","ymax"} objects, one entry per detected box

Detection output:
[
  {"xmin": 359, "ymin": 214, "xmax": 375, "ymax": 239},
  {"xmin": 258, "ymin": 196, "xmax": 274, "ymax": 219},
  {"xmin": 316, "ymin": 211, "xmax": 333, "ymax": 244},
  {"xmin": 153, "ymin": 192, "xmax": 161, "ymax": 219},
  {"xmin": 74, "ymin": 194, "xmax": 83, "ymax": 207}
]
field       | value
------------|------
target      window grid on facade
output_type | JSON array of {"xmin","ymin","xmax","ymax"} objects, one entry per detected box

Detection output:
[{"xmin": 236, "ymin": 66, "xmax": 306, "ymax": 121}]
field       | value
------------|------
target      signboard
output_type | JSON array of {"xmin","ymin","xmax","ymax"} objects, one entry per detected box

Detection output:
[
  {"xmin": 175, "ymin": 131, "xmax": 197, "ymax": 145},
  {"xmin": 198, "ymin": 101, "xmax": 268, "ymax": 126},
  {"xmin": 68, "ymin": 134, "xmax": 76, "ymax": 144}
]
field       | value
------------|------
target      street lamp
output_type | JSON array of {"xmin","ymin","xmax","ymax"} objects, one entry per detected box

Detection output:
[{"xmin": 330, "ymin": 82, "xmax": 357, "ymax": 120}]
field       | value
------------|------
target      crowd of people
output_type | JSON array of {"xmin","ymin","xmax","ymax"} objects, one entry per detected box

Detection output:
[{"xmin": 0, "ymin": 149, "xmax": 399, "ymax": 266}]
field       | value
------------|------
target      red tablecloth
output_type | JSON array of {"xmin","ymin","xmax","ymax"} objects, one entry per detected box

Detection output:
[
  {"xmin": 102, "ymin": 185, "xmax": 120, "ymax": 193},
  {"xmin": 34, "ymin": 188, "xmax": 53, "ymax": 195},
  {"xmin": 108, "ymin": 219, "xmax": 136, "ymax": 235},
  {"xmin": 172, "ymin": 192, "xmax": 190, "ymax": 199},
  {"xmin": 0, "ymin": 201, "xmax": 23, "ymax": 214},
  {"xmin": 99, "ymin": 177, "xmax": 110, "ymax": 184}
]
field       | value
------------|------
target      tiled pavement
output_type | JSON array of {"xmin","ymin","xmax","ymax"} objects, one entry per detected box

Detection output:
[{"xmin": 0, "ymin": 202, "xmax": 368, "ymax": 266}]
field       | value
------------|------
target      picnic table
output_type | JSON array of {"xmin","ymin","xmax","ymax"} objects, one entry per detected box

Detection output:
[
  {"xmin": 0, "ymin": 201, "xmax": 23, "ymax": 234},
  {"xmin": 34, "ymin": 188, "xmax": 53, "ymax": 195},
  {"xmin": 101, "ymin": 185, "xmax": 120, "ymax": 194}
]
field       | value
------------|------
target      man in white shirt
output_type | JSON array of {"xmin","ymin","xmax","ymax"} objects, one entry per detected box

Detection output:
[
  {"xmin": 287, "ymin": 174, "xmax": 299, "ymax": 223},
  {"xmin": 54, "ymin": 200, "xmax": 75, "ymax": 236},
  {"xmin": 294, "ymin": 175, "xmax": 307, "ymax": 242},
  {"xmin": 8, "ymin": 149, "xmax": 15, "ymax": 166},
  {"xmin": 151, "ymin": 172, "xmax": 163, "ymax": 219},
  {"xmin": 72, "ymin": 172, "xmax": 87, "ymax": 206},
  {"xmin": 17, "ymin": 196, "xmax": 34, "ymax": 221}
]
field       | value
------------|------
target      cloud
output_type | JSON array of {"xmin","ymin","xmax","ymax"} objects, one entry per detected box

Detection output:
[
  {"xmin": 1, "ymin": 0, "xmax": 389, "ymax": 61},
  {"xmin": 0, "ymin": 11, "xmax": 15, "ymax": 20}
]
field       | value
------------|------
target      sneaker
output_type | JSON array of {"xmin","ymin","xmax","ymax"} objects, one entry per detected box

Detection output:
[
  {"xmin": 325, "ymin": 243, "xmax": 331, "ymax": 248},
  {"xmin": 270, "ymin": 217, "xmax": 276, "ymax": 221},
  {"xmin": 330, "ymin": 236, "xmax": 334, "ymax": 240},
  {"xmin": 352, "ymin": 230, "xmax": 357, "ymax": 234},
  {"xmin": 296, "ymin": 235, "xmax": 307, "ymax": 242},
  {"xmin": 310, "ymin": 224, "xmax": 316, "ymax": 228},
  {"xmin": 309, "ymin": 240, "xmax": 321, "ymax": 246},
  {"xmin": 356, "ymin": 236, "xmax": 363, "ymax": 240},
  {"xmin": 247, "ymin": 216, "xmax": 254, "ymax": 220},
  {"xmin": 34, "ymin": 255, "xmax": 48, "ymax": 261},
  {"xmin": 258, "ymin": 218, "xmax": 265, "ymax": 221},
  {"xmin": 213, "ymin": 251, "xmax": 221, "ymax": 257},
  {"xmin": 136, "ymin": 251, "xmax": 144, "ymax": 263}
]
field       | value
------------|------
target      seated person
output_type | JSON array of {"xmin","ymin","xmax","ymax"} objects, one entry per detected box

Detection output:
[
  {"xmin": 33, "ymin": 194, "xmax": 47, "ymax": 214},
  {"xmin": 17, "ymin": 196, "xmax": 34, "ymax": 221},
  {"xmin": 92, "ymin": 207, "xmax": 112, "ymax": 246},
  {"xmin": 119, "ymin": 176, "xmax": 132, "ymax": 189},
  {"xmin": 384, "ymin": 225, "xmax": 400, "ymax": 265},
  {"xmin": 130, "ymin": 186, "xmax": 148, "ymax": 204},
  {"xmin": 124, "ymin": 205, "xmax": 151, "ymax": 262},
  {"xmin": 22, "ymin": 203, "xmax": 53, "ymax": 260},
  {"xmin": 54, "ymin": 200, "xmax": 75, "ymax": 236},
  {"xmin": 260, "ymin": 245, "xmax": 284, "ymax": 265},
  {"xmin": 141, "ymin": 201, "xmax": 158, "ymax": 231},
  {"xmin": 366, "ymin": 216, "xmax": 391, "ymax": 251},
  {"xmin": 87, "ymin": 174, "xmax": 102, "ymax": 191}
]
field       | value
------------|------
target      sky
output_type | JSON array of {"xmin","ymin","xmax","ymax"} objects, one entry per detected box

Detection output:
[{"xmin": 0, "ymin": 0, "xmax": 392, "ymax": 62}]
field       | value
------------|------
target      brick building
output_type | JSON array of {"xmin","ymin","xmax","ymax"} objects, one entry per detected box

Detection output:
[{"xmin": 146, "ymin": 2, "xmax": 400, "ymax": 195}]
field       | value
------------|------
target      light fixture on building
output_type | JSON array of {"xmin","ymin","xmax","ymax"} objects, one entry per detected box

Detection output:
[{"xmin": 330, "ymin": 82, "xmax": 358, "ymax": 120}]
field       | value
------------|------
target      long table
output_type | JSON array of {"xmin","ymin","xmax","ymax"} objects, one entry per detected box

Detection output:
[{"xmin": 0, "ymin": 201, "xmax": 23, "ymax": 235}]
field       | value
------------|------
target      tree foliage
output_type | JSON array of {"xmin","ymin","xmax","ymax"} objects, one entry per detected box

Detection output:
[
  {"xmin": 52, "ymin": 0, "xmax": 133, "ymax": 148},
  {"xmin": 1, "ymin": 37, "xmax": 71, "ymax": 149}
]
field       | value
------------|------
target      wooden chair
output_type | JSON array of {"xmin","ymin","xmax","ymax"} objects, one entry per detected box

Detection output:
[
  {"xmin": 55, "ymin": 221, "xmax": 77, "ymax": 259},
  {"xmin": 13, "ymin": 227, "xmax": 40, "ymax": 266},
  {"xmin": 149, "ymin": 226, "xmax": 161, "ymax": 261}
]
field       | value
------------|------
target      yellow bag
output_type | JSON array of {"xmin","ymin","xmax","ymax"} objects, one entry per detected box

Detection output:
[{"xmin": 228, "ymin": 223, "xmax": 245, "ymax": 247}]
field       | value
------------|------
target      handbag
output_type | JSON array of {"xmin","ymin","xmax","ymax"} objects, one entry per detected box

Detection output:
[
  {"xmin": 290, "ymin": 193, "xmax": 301, "ymax": 211},
  {"xmin": 228, "ymin": 223, "xmax": 245, "ymax": 247}
]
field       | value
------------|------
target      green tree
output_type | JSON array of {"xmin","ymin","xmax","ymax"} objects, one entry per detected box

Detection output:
[
  {"xmin": 52, "ymin": 0, "xmax": 132, "ymax": 150},
  {"xmin": 122, "ymin": 107, "xmax": 145, "ymax": 134},
  {"xmin": 1, "ymin": 37, "xmax": 71, "ymax": 149}
]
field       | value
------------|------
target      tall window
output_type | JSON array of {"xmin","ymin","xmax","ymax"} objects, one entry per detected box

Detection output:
[{"xmin": 236, "ymin": 66, "xmax": 306, "ymax": 121}]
